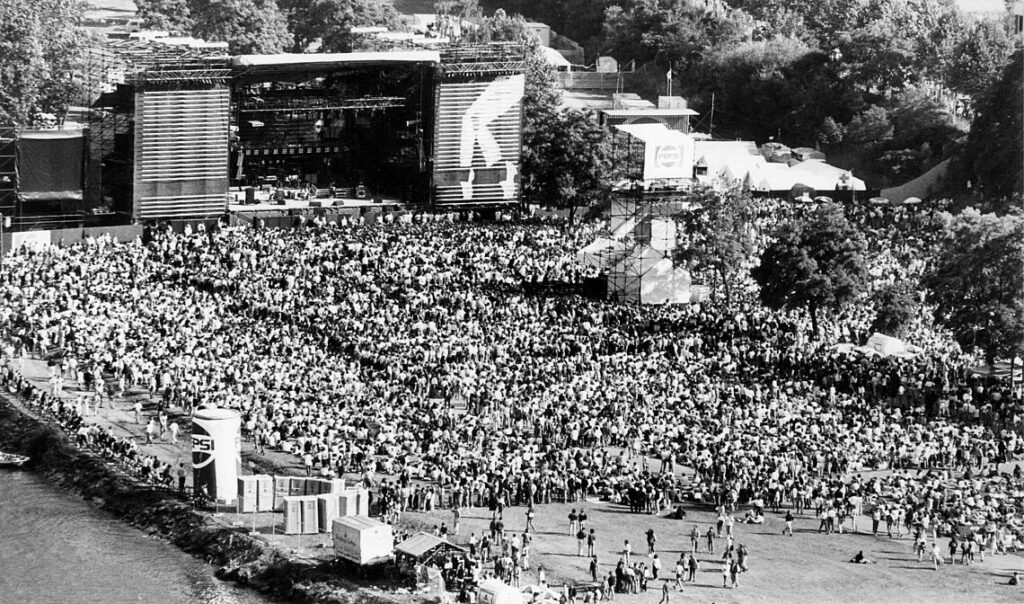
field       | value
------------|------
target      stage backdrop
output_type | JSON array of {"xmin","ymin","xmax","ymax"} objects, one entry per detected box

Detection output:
[
  {"xmin": 433, "ymin": 74, "xmax": 524, "ymax": 205},
  {"xmin": 133, "ymin": 87, "xmax": 230, "ymax": 220},
  {"xmin": 18, "ymin": 130, "xmax": 84, "ymax": 201}
]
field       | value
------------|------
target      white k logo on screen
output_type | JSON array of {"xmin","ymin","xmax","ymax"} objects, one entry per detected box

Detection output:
[
  {"xmin": 458, "ymin": 75, "xmax": 525, "ymax": 167},
  {"xmin": 458, "ymin": 75, "xmax": 525, "ymax": 199}
]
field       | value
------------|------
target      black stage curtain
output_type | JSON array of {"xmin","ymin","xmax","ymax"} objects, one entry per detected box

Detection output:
[{"xmin": 18, "ymin": 130, "xmax": 84, "ymax": 201}]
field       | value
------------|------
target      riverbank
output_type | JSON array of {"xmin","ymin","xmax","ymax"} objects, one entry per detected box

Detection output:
[{"xmin": 0, "ymin": 393, "xmax": 416, "ymax": 604}]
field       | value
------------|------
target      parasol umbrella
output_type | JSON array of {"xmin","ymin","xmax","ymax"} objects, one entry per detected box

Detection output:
[
  {"xmin": 870, "ymin": 197, "xmax": 890, "ymax": 205},
  {"xmin": 795, "ymin": 194, "xmax": 814, "ymax": 203},
  {"xmin": 902, "ymin": 196, "xmax": 922, "ymax": 205},
  {"xmin": 814, "ymin": 196, "xmax": 833, "ymax": 203}
]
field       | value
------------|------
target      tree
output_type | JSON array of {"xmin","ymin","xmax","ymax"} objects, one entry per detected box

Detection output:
[
  {"xmin": 282, "ymin": 0, "xmax": 399, "ymax": 53},
  {"xmin": 953, "ymin": 50, "xmax": 1023, "ymax": 199},
  {"xmin": 870, "ymin": 281, "xmax": 920, "ymax": 338},
  {"xmin": 944, "ymin": 18, "xmax": 1014, "ymax": 103},
  {"xmin": 690, "ymin": 37, "xmax": 861, "ymax": 145},
  {"xmin": 845, "ymin": 105, "xmax": 893, "ymax": 149},
  {"xmin": 135, "ymin": 0, "xmax": 193, "ymax": 34},
  {"xmin": 752, "ymin": 203, "xmax": 868, "ymax": 337},
  {"xmin": 518, "ymin": 44, "xmax": 611, "ymax": 224},
  {"xmin": 0, "ymin": 0, "xmax": 87, "ymax": 126},
  {"xmin": 924, "ymin": 209, "xmax": 1024, "ymax": 364},
  {"xmin": 189, "ymin": 0, "xmax": 292, "ymax": 54},
  {"xmin": 673, "ymin": 186, "xmax": 758, "ymax": 307},
  {"xmin": 600, "ymin": 0, "xmax": 753, "ymax": 72}
]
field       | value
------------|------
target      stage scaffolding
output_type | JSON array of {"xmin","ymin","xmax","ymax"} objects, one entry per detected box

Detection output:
[
  {"xmin": 438, "ymin": 44, "xmax": 526, "ymax": 79},
  {"xmin": 79, "ymin": 38, "xmax": 231, "ymax": 220}
]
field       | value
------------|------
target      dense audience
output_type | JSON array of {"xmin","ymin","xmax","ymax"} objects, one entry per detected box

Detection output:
[{"xmin": 0, "ymin": 201, "xmax": 1022, "ymax": 585}]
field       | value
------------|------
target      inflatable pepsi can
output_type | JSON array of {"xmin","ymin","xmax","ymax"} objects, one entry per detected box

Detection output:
[{"xmin": 192, "ymin": 407, "xmax": 241, "ymax": 503}]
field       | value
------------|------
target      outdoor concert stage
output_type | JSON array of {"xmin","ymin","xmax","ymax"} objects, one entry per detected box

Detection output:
[{"xmin": 2, "ymin": 39, "xmax": 527, "ymax": 231}]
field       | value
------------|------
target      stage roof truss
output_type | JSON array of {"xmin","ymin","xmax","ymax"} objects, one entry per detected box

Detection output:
[{"xmin": 238, "ymin": 96, "xmax": 407, "ymax": 113}]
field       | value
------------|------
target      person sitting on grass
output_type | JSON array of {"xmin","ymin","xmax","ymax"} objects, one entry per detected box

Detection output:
[{"xmin": 850, "ymin": 551, "xmax": 877, "ymax": 564}]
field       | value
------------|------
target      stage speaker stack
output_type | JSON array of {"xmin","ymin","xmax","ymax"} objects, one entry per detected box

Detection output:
[
  {"xmin": 256, "ymin": 475, "xmax": 274, "ymax": 512},
  {"xmin": 237, "ymin": 476, "xmax": 258, "ymax": 513},
  {"xmin": 283, "ymin": 496, "xmax": 303, "ymax": 534}
]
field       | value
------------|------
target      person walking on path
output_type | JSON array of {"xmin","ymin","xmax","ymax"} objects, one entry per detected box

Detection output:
[
  {"xmin": 689, "ymin": 526, "xmax": 700, "ymax": 553},
  {"xmin": 569, "ymin": 509, "xmax": 579, "ymax": 536},
  {"xmin": 674, "ymin": 557, "xmax": 685, "ymax": 590},
  {"xmin": 587, "ymin": 529, "xmax": 596, "ymax": 557},
  {"xmin": 706, "ymin": 526, "xmax": 716, "ymax": 553},
  {"xmin": 687, "ymin": 553, "xmax": 699, "ymax": 582},
  {"xmin": 658, "ymin": 579, "xmax": 671, "ymax": 604},
  {"xmin": 930, "ymin": 543, "xmax": 944, "ymax": 570},
  {"xmin": 784, "ymin": 510, "xmax": 794, "ymax": 536},
  {"xmin": 646, "ymin": 528, "xmax": 658, "ymax": 554},
  {"xmin": 577, "ymin": 527, "xmax": 587, "ymax": 557}
]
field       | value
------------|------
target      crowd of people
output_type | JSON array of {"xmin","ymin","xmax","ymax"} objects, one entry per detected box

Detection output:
[{"xmin": 0, "ymin": 200, "xmax": 1021, "ymax": 596}]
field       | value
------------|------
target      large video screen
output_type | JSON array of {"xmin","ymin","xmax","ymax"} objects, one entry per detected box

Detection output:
[
  {"xmin": 133, "ymin": 87, "xmax": 230, "ymax": 220},
  {"xmin": 433, "ymin": 74, "xmax": 524, "ymax": 205}
]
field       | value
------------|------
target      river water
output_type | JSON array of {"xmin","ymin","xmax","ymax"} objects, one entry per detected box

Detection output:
[{"xmin": 0, "ymin": 469, "xmax": 273, "ymax": 604}]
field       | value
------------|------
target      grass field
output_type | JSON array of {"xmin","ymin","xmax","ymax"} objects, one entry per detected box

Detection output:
[{"xmin": 405, "ymin": 498, "xmax": 1024, "ymax": 604}]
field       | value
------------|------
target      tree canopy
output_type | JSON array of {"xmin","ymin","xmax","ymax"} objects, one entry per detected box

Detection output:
[
  {"xmin": 952, "ymin": 50, "xmax": 1023, "ymax": 200},
  {"xmin": 673, "ymin": 186, "xmax": 758, "ymax": 307},
  {"xmin": 924, "ymin": 209, "xmax": 1024, "ymax": 364},
  {"xmin": 135, "ymin": 0, "xmax": 193, "ymax": 34},
  {"xmin": 190, "ymin": 0, "xmax": 293, "ymax": 54},
  {"xmin": 0, "ymin": 0, "xmax": 89, "ymax": 127},
  {"xmin": 870, "ymin": 281, "xmax": 920, "ymax": 338},
  {"xmin": 517, "ymin": 37, "xmax": 611, "ymax": 220},
  {"xmin": 283, "ymin": 0, "xmax": 400, "ymax": 53},
  {"xmin": 752, "ymin": 203, "xmax": 868, "ymax": 336}
]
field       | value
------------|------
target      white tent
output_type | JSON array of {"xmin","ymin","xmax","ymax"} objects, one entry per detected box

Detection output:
[
  {"xmin": 576, "ymin": 237, "xmax": 627, "ymax": 268},
  {"xmin": 862, "ymin": 333, "xmax": 920, "ymax": 359},
  {"xmin": 607, "ymin": 245, "xmax": 691, "ymax": 304}
]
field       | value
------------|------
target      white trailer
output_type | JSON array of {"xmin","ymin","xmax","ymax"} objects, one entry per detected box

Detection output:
[{"xmin": 332, "ymin": 516, "xmax": 394, "ymax": 566}]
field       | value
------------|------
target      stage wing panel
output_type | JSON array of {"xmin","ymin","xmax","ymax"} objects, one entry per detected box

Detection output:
[
  {"xmin": 133, "ymin": 87, "xmax": 230, "ymax": 219},
  {"xmin": 433, "ymin": 75, "xmax": 523, "ymax": 205}
]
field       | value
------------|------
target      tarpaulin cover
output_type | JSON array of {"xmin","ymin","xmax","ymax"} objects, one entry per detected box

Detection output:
[{"xmin": 18, "ymin": 130, "xmax": 83, "ymax": 201}]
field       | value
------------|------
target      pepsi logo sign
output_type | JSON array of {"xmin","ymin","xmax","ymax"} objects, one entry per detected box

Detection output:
[{"xmin": 655, "ymin": 145, "xmax": 682, "ymax": 168}]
